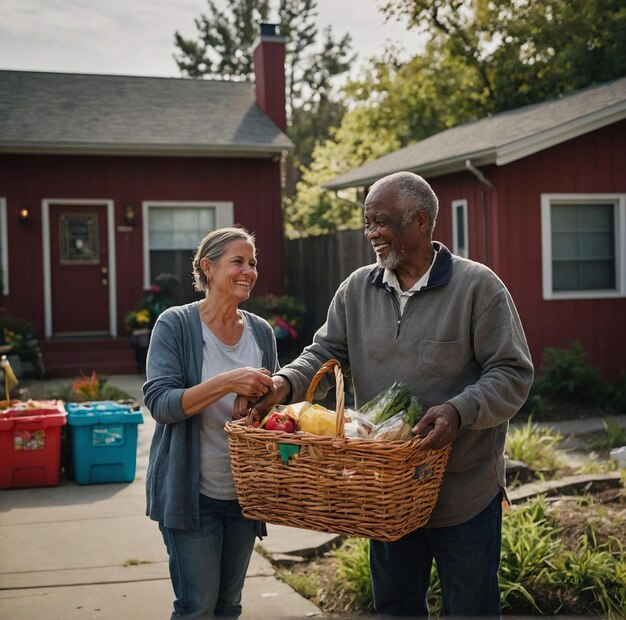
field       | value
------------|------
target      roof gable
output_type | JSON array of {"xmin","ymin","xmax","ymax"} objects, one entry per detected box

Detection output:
[
  {"xmin": 325, "ymin": 76, "xmax": 626, "ymax": 190},
  {"xmin": 0, "ymin": 70, "xmax": 292, "ymax": 156}
]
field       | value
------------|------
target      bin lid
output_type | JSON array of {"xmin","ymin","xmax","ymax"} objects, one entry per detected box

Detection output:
[
  {"xmin": 0, "ymin": 399, "xmax": 66, "ymax": 419},
  {"xmin": 66, "ymin": 400, "xmax": 143, "ymax": 425},
  {"xmin": 0, "ymin": 406, "xmax": 67, "ymax": 429}
]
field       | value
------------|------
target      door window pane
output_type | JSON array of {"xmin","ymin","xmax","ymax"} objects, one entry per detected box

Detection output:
[{"xmin": 60, "ymin": 214, "xmax": 99, "ymax": 264}]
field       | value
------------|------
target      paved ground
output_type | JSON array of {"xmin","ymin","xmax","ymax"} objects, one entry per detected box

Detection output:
[
  {"xmin": 1, "ymin": 374, "xmax": 624, "ymax": 619},
  {"xmin": 0, "ymin": 375, "xmax": 329, "ymax": 619}
]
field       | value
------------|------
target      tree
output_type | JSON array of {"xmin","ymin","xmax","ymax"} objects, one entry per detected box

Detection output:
[
  {"xmin": 174, "ymin": 0, "xmax": 354, "ymax": 174},
  {"xmin": 381, "ymin": 0, "xmax": 626, "ymax": 112},
  {"xmin": 285, "ymin": 89, "xmax": 403, "ymax": 237},
  {"xmin": 174, "ymin": 0, "xmax": 271, "ymax": 80},
  {"xmin": 289, "ymin": 0, "xmax": 626, "ymax": 235}
]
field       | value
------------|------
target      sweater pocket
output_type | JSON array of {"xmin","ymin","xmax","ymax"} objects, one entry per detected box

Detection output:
[{"xmin": 419, "ymin": 340, "xmax": 463, "ymax": 377}]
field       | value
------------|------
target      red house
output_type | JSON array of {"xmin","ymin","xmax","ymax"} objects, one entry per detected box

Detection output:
[
  {"xmin": 0, "ymin": 24, "xmax": 292, "ymax": 377},
  {"xmin": 325, "ymin": 77, "xmax": 626, "ymax": 380}
]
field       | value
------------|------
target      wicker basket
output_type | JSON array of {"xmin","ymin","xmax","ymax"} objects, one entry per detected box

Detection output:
[{"xmin": 225, "ymin": 359, "xmax": 451, "ymax": 542}]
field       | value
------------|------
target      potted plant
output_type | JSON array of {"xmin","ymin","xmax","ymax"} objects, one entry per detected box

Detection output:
[
  {"xmin": 124, "ymin": 273, "xmax": 179, "ymax": 370},
  {"xmin": 0, "ymin": 313, "xmax": 45, "ymax": 378},
  {"xmin": 243, "ymin": 293, "xmax": 306, "ymax": 360}
]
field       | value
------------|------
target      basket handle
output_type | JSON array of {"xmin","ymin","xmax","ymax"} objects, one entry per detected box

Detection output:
[{"xmin": 305, "ymin": 359, "xmax": 345, "ymax": 439}]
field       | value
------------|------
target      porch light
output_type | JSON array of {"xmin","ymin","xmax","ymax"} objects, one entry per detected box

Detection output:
[
  {"xmin": 123, "ymin": 204, "xmax": 136, "ymax": 226},
  {"xmin": 18, "ymin": 206, "xmax": 30, "ymax": 225}
]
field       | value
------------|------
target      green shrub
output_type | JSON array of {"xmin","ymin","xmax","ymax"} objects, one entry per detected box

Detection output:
[
  {"xmin": 519, "ymin": 388, "xmax": 551, "ymax": 420},
  {"xmin": 550, "ymin": 532, "xmax": 626, "ymax": 617},
  {"xmin": 506, "ymin": 418, "xmax": 564, "ymax": 472},
  {"xmin": 534, "ymin": 341, "xmax": 612, "ymax": 404},
  {"xmin": 331, "ymin": 537, "xmax": 373, "ymax": 612},
  {"xmin": 297, "ymin": 498, "xmax": 625, "ymax": 617},
  {"xmin": 499, "ymin": 498, "xmax": 562, "ymax": 612},
  {"xmin": 610, "ymin": 372, "xmax": 626, "ymax": 412},
  {"xmin": 586, "ymin": 417, "xmax": 626, "ymax": 453}
]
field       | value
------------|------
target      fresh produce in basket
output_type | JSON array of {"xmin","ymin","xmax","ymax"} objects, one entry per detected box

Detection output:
[
  {"xmin": 358, "ymin": 382, "xmax": 423, "ymax": 441},
  {"xmin": 259, "ymin": 405, "xmax": 298, "ymax": 433},
  {"xmin": 369, "ymin": 407, "xmax": 418, "ymax": 441},
  {"xmin": 343, "ymin": 410, "xmax": 374, "ymax": 438},
  {"xmin": 297, "ymin": 404, "xmax": 337, "ymax": 436}
]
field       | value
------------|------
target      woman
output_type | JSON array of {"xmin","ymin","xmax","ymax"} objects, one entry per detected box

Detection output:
[{"xmin": 144, "ymin": 226, "xmax": 279, "ymax": 618}]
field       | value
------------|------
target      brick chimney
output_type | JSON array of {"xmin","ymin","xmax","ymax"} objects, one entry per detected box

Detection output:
[{"xmin": 253, "ymin": 22, "xmax": 287, "ymax": 133}]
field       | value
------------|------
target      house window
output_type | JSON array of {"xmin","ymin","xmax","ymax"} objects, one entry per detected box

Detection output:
[
  {"xmin": 541, "ymin": 194, "xmax": 626, "ymax": 300},
  {"xmin": 0, "ymin": 199, "xmax": 7, "ymax": 295},
  {"xmin": 452, "ymin": 199, "xmax": 468, "ymax": 258},
  {"xmin": 142, "ymin": 201, "xmax": 234, "ymax": 304}
]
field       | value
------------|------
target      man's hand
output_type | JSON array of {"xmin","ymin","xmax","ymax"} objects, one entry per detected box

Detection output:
[
  {"xmin": 252, "ymin": 375, "xmax": 292, "ymax": 417},
  {"xmin": 412, "ymin": 403, "xmax": 461, "ymax": 450},
  {"xmin": 232, "ymin": 375, "xmax": 292, "ymax": 422}
]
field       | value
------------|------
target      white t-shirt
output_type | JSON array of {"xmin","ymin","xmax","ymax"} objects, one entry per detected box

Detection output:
[{"xmin": 198, "ymin": 314, "xmax": 263, "ymax": 499}]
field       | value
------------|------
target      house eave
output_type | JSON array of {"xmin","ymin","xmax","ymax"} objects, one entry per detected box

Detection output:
[
  {"xmin": 496, "ymin": 102, "xmax": 626, "ymax": 165},
  {"xmin": 323, "ymin": 150, "xmax": 496, "ymax": 191},
  {"xmin": 325, "ymin": 99, "xmax": 626, "ymax": 192},
  {"xmin": 0, "ymin": 141, "xmax": 293, "ymax": 158}
]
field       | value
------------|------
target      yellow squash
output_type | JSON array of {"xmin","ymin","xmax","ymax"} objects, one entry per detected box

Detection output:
[{"xmin": 298, "ymin": 404, "xmax": 337, "ymax": 436}]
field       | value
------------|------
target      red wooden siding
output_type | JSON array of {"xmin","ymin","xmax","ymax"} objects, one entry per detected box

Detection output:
[
  {"xmin": 0, "ymin": 153, "xmax": 285, "ymax": 340},
  {"xmin": 428, "ymin": 120, "xmax": 626, "ymax": 380}
]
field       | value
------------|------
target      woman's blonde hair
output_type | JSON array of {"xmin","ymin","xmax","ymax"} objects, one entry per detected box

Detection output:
[{"xmin": 192, "ymin": 226, "xmax": 256, "ymax": 292}]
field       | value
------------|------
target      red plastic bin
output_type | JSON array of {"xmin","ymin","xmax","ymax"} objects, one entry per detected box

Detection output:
[{"xmin": 0, "ymin": 401, "xmax": 67, "ymax": 489}]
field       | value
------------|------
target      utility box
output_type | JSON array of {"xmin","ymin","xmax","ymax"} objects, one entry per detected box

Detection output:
[
  {"xmin": 66, "ymin": 401, "xmax": 144, "ymax": 485},
  {"xmin": 0, "ymin": 401, "xmax": 67, "ymax": 489}
]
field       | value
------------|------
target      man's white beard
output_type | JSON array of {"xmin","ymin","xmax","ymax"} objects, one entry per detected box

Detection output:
[{"xmin": 376, "ymin": 246, "xmax": 403, "ymax": 270}]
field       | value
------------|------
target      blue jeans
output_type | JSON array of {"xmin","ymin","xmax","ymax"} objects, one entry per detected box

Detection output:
[
  {"xmin": 159, "ymin": 495, "xmax": 257, "ymax": 618},
  {"xmin": 370, "ymin": 492, "xmax": 502, "ymax": 618}
]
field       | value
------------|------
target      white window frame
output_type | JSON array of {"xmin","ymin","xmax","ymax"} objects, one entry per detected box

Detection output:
[
  {"xmin": 451, "ymin": 199, "xmax": 469, "ymax": 258},
  {"xmin": 142, "ymin": 201, "xmax": 234, "ymax": 288},
  {"xmin": 0, "ymin": 199, "xmax": 8, "ymax": 295},
  {"xmin": 541, "ymin": 193, "xmax": 626, "ymax": 300}
]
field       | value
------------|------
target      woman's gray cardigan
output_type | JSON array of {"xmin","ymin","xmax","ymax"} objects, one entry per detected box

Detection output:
[{"xmin": 143, "ymin": 302, "xmax": 279, "ymax": 530}]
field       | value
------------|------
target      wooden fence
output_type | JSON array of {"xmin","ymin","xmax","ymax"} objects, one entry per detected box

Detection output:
[{"xmin": 285, "ymin": 230, "xmax": 375, "ymax": 342}]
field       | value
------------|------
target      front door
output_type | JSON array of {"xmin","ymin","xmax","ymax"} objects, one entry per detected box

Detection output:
[{"xmin": 47, "ymin": 202, "xmax": 112, "ymax": 336}]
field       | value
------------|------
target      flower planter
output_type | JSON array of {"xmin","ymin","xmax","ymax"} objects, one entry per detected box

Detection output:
[{"xmin": 129, "ymin": 329, "xmax": 151, "ymax": 374}]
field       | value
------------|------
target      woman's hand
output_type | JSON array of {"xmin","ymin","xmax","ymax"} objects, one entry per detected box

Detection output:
[
  {"xmin": 227, "ymin": 366, "xmax": 274, "ymax": 399},
  {"xmin": 182, "ymin": 367, "xmax": 274, "ymax": 417}
]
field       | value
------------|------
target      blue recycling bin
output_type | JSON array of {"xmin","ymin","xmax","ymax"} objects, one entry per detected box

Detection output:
[{"xmin": 66, "ymin": 401, "xmax": 144, "ymax": 485}]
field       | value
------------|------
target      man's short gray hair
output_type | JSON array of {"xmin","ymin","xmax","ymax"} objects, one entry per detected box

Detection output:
[{"xmin": 369, "ymin": 171, "xmax": 439, "ymax": 231}]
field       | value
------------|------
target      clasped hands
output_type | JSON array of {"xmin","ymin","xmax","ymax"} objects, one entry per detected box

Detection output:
[{"xmin": 232, "ymin": 373, "xmax": 291, "ymax": 421}]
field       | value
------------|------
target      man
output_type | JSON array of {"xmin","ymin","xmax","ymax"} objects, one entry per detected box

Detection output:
[{"xmin": 246, "ymin": 171, "xmax": 533, "ymax": 616}]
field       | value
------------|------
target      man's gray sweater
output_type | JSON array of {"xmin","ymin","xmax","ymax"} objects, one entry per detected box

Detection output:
[{"xmin": 279, "ymin": 243, "xmax": 534, "ymax": 528}]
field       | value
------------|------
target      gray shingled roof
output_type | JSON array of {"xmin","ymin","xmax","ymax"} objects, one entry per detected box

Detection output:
[
  {"xmin": 325, "ymin": 76, "xmax": 626, "ymax": 190},
  {"xmin": 0, "ymin": 70, "xmax": 292, "ymax": 155}
]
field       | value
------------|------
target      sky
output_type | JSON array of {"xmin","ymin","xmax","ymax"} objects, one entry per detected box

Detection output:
[{"xmin": 0, "ymin": 0, "xmax": 423, "ymax": 79}]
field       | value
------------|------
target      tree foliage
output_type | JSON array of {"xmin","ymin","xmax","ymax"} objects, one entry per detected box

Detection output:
[
  {"xmin": 288, "ymin": 0, "xmax": 626, "ymax": 236},
  {"xmin": 174, "ymin": 0, "xmax": 354, "ymax": 174},
  {"xmin": 174, "ymin": 0, "xmax": 270, "ymax": 80},
  {"xmin": 381, "ymin": 0, "xmax": 626, "ymax": 111}
]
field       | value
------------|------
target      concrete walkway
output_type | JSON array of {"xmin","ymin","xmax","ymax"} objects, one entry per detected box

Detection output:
[
  {"xmin": 1, "ymin": 374, "xmax": 623, "ymax": 619},
  {"xmin": 0, "ymin": 375, "xmax": 327, "ymax": 619}
]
